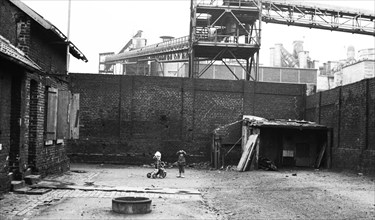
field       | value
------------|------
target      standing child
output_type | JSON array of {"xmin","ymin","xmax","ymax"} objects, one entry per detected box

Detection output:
[{"xmin": 176, "ymin": 150, "xmax": 187, "ymax": 178}]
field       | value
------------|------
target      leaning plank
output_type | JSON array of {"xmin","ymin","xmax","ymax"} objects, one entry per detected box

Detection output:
[
  {"xmin": 315, "ymin": 143, "xmax": 327, "ymax": 168},
  {"xmin": 237, "ymin": 134, "xmax": 259, "ymax": 171},
  {"xmin": 237, "ymin": 140, "xmax": 252, "ymax": 171},
  {"xmin": 242, "ymin": 135, "xmax": 259, "ymax": 171}
]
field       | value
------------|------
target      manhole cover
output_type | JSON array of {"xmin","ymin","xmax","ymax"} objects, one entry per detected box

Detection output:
[{"xmin": 112, "ymin": 197, "xmax": 152, "ymax": 214}]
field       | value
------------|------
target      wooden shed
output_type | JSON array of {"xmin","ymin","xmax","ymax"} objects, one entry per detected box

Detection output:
[{"xmin": 212, "ymin": 116, "xmax": 331, "ymax": 171}]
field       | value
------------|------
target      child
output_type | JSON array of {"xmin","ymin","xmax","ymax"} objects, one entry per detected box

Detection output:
[
  {"xmin": 153, "ymin": 151, "xmax": 162, "ymax": 177},
  {"xmin": 176, "ymin": 150, "xmax": 187, "ymax": 178}
]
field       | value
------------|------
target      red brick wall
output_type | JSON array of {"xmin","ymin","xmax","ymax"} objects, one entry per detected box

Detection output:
[
  {"xmin": 306, "ymin": 78, "xmax": 375, "ymax": 174},
  {"xmin": 68, "ymin": 74, "xmax": 306, "ymax": 164}
]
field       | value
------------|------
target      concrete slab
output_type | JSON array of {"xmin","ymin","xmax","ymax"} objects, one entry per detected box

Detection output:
[
  {"xmin": 26, "ymin": 188, "xmax": 52, "ymax": 195},
  {"xmin": 29, "ymin": 197, "xmax": 217, "ymax": 219},
  {"xmin": 31, "ymin": 183, "xmax": 201, "ymax": 195},
  {"xmin": 13, "ymin": 187, "xmax": 31, "ymax": 194}
]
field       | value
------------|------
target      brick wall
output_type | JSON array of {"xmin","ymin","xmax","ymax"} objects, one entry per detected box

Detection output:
[
  {"xmin": 0, "ymin": 57, "xmax": 70, "ymax": 193},
  {"xmin": 30, "ymin": 76, "xmax": 70, "ymax": 177},
  {"xmin": 68, "ymin": 74, "xmax": 306, "ymax": 164},
  {"xmin": 0, "ymin": 60, "xmax": 13, "ymax": 192},
  {"xmin": 0, "ymin": 0, "xmax": 67, "ymax": 75},
  {"xmin": 306, "ymin": 78, "xmax": 375, "ymax": 174}
]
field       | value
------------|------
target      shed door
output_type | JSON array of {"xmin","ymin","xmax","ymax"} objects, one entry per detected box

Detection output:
[{"xmin": 295, "ymin": 143, "xmax": 310, "ymax": 166}]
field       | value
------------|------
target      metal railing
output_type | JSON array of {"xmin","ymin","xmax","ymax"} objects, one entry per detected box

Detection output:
[
  {"xmin": 262, "ymin": 0, "xmax": 375, "ymax": 36},
  {"xmin": 196, "ymin": 0, "xmax": 260, "ymax": 8},
  {"xmin": 105, "ymin": 36, "xmax": 190, "ymax": 62}
]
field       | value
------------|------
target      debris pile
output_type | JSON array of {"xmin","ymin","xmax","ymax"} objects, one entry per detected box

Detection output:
[
  {"xmin": 187, "ymin": 161, "xmax": 211, "ymax": 169},
  {"xmin": 258, "ymin": 157, "xmax": 278, "ymax": 171}
]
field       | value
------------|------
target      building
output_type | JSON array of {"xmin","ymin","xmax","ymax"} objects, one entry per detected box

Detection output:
[
  {"xmin": 317, "ymin": 47, "xmax": 375, "ymax": 91},
  {"xmin": 99, "ymin": 38, "xmax": 317, "ymax": 95},
  {"xmin": 341, "ymin": 60, "xmax": 375, "ymax": 85},
  {"xmin": 0, "ymin": 0, "xmax": 86, "ymax": 193}
]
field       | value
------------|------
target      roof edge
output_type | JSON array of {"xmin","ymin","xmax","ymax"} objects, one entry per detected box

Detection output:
[{"xmin": 9, "ymin": 0, "xmax": 88, "ymax": 62}]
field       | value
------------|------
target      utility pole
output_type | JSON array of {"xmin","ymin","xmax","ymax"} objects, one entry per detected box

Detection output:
[
  {"xmin": 188, "ymin": 0, "xmax": 195, "ymax": 78},
  {"xmin": 66, "ymin": 0, "xmax": 72, "ymax": 75}
]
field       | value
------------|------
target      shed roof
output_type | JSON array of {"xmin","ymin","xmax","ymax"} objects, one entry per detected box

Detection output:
[
  {"xmin": 243, "ymin": 115, "xmax": 327, "ymax": 130},
  {"xmin": 0, "ymin": 34, "xmax": 41, "ymax": 71},
  {"xmin": 9, "ymin": 0, "xmax": 88, "ymax": 62}
]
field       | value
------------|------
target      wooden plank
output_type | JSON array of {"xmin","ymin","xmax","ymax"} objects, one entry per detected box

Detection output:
[
  {"xmin": 46, "ymin": 88, "xmax": 58, "ymax": 140},
  {"xmin": 237, "ymin": 137, "xmax": 252, "ymax": 171},
  {"xmin": 243, "ymin": 134, "xmax": 259, "ymax": 171},
  {"xmin": 315, "ymin": 143, "xmax": 327, "ymax": 168},
  {"xmin": 69, "ymin": 93, "xmax": 80, "ymax": 139},
  {"xmin": 56, "ymin": 90, "xmax": 71, "ymax": 139},
  {"xmin": 326, "ymin": 129, "xmax": 332, "ymax": 169},
  {"xmin": 237, "ymin": 134, "xmax": 259, "ymax": 171},
  {"xmin": 242, "ymin": 142, "xmax": 254, "ymax": 171}
]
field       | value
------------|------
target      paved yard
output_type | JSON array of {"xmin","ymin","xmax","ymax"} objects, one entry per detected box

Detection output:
[{"xmin": 0, "ymin": 164, "xmax": 374, "ymax": 219}]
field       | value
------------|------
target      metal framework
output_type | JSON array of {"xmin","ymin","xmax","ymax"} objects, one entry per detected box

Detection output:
[
  {"xmin": 189, "ymin": 0, "xmax": 262, "ymax": 80},
  {"xmin": 103, "ymin": 0, "xmax": 375, "ymax": 77},
  {"xmin": 262, "ymin": 0, "xmax": 375, "ymax": 36},
  {"xmin": 105, "ymin": 36, "xmax": 190, "ymax": 65}
]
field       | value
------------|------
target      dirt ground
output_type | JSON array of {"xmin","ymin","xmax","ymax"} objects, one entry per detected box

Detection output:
[{"xmin": 1, "ymin": 164, "xmax": 374, "ymax": 219}]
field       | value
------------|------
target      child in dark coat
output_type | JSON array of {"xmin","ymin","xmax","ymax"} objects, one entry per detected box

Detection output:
[{"xmin": 176, "ymin": 150, "xmax": 187, "ymax": 178}]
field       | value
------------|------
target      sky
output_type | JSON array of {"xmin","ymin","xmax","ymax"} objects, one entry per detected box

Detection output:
[{"xmin": 21, "ymin": 0, "xmax": 375, "ymax": 73}]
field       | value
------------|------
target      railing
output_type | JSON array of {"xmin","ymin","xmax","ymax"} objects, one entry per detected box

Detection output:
[
  {"xmin": 262, "ymin": 0, "xmax": 375, "ymax": 36},
  {"xmin": 196, "ymin": 0, "xmax": 260, "ymax": 8},
  {"xmin": 105, "ymin": 36, "xmax": 190, "ymax": 62},
  {"xmin": 195, "ymin": 27, "xmax": 260, "ymax": 45}
]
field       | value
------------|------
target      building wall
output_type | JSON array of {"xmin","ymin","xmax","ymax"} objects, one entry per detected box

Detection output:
[
  {"xmin": 306, "ymin": 78, "xmax": 375, "ymax": 174},
  {"xmin": 23, "ymin": 75, "xmax": 70, "ymax": 177},
  {"xmin": 180, "ymin": 63, "xmax": 317, "ymax": 86},
  {"xmin": 68, "ymin": 74, "xmax": 306, "ymax": 164},
  {"xmin": 342, "ymin": 61, "xmax": 375, "ymax": 86},
  {"xmin": 0, "ymin": 59, "xmax": 14, "ymax": 192},
  {"xmin": 0, "ymin": 0, "xmax": 67, "ymax": 74},
  {"xmin": 0, "ymin": 57, "xmax": 70, "ymax": 193}
]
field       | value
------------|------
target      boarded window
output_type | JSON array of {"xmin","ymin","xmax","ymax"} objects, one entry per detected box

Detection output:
[
  {"xmin": 69, "ymin": 93, "xmax": 80, "ymax": 139},
  {"xmin": 56, "ymin": 90, "xmax": 71, "ymax": 140},
  {"xmin": 45, "ymin": 87, "xmax": 58, "ymax": 140}
]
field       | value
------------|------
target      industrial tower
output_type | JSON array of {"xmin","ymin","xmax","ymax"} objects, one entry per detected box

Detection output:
[
  {"xmin": 101, "ymin": 0, "xmax": 374, "ymax": 78},
  {"xmin": 189, "ymin": 0, "xmax": 262, "ymax": 80}
]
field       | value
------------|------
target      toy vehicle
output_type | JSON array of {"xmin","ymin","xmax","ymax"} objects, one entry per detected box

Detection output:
[{"xmin": 147, "ymin": 162, "xmax": 167, "ymax": 178}]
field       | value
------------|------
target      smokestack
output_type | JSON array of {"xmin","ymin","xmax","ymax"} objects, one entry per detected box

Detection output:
[
  {"xmin": 298, "ymin": 51, "xmax": 309, "ymax": 68},
  {"xmin": 346, "ymin": 45, "xmax": 355, "ymax": 61},
  {"xmin": 269, "ymin": 47, "xmax": 275, "ymax": 67},
  {"xmin": 274, "ymin": 44, "xmax": 283, "ymax": 67},
  {"xmin": 293, "ymin": 40, "xmax": 304, "ymax": 59}
]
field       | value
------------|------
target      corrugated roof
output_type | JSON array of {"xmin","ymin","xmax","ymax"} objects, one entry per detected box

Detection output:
[
  {"xmin": 9, "ymin": 0, "xmax": 88, "ymax": 62},
  {"xmin": 0, "ymin": 34, "xmax": 41, "ymax": 71},
  {"xmin": 243, "ymin": 115, "xmax": 327, "ymax": 130}
]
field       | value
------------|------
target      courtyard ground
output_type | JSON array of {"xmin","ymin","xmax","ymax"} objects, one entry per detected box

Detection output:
[{"xmin": 0, "ymin": 163, "xmax": 374, "ymax": 219}]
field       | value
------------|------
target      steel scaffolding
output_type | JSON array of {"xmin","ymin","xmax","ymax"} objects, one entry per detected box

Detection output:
[{"xmin": 103, "ymin": 0, "xmax": 375, "ymax": 77}]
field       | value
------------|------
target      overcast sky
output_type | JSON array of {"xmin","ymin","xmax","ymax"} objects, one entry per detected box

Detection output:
[{"xmin": 21, "ymin": 0, "xmax": 375, "ymax": 73}]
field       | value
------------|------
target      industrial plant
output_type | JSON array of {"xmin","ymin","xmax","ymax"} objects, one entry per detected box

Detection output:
[
  {"xmin": 98, "ymin": 0, "xmax": 374, "ymax": 94},
  {"xmin": 1, "ymin": 0, "xmax": 375, "ymax": 219}
]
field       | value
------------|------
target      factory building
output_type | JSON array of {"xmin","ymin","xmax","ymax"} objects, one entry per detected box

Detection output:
[
  {"xmin": 99, "ymin": 37, "xmax": 317, "ymax": 94},
  {"xmin": 317, "ymin": 47, "xmax": 375, "ymax": 91}
]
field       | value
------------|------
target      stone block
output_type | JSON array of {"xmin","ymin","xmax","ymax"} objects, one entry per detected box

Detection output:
[
  {"xmin": 11, "ymin": 180, "xmax": 25, "ymax": 191},
  {"xmin": 24, "ymin": 175, "xmax": 41, "ymax": 185}
]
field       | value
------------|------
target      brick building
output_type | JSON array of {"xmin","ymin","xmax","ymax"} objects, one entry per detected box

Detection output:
[{"xmin": 0, "ymin": 0, "xmax": 86, "ymax": 193}]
